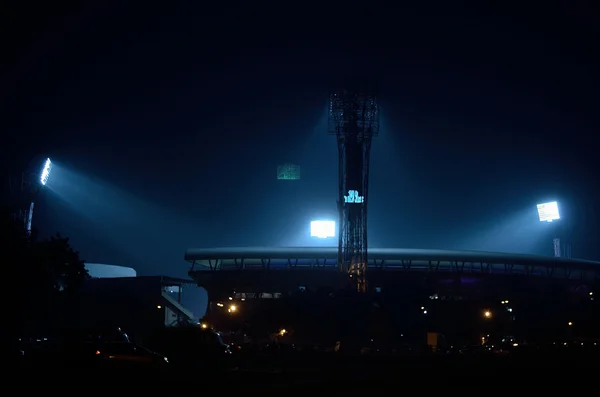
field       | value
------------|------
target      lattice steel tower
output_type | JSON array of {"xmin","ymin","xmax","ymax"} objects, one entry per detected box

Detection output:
[{"xmin": 328, "ymin": 85, "xmax": 379, "ymax": 292}]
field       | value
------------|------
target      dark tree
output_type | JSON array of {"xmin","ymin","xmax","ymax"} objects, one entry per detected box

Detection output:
[
  {"xmin": 32, "ymin": 234, "xmax": 89, "ymax": 295},
  {"xmin": 4, "ymin": 215, "xmax": 89, "ymax": 336}
]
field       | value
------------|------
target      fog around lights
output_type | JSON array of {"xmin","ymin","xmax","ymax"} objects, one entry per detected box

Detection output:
[
  {"xmin": 537, "ymin": 201, "xmax": 560, "ymax": 222},
  {"xmin": 40, "ymin": 158, "xmax": 52, "ymax": 185},
  {"xmin": 310, "ymin": 220, "xmax": 335, "ymax": 238}
]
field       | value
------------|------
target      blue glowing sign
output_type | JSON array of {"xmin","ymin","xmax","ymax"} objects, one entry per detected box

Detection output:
[{"xmin": 344, "ymin": 190, "xmax": 364, "ymax": 204}]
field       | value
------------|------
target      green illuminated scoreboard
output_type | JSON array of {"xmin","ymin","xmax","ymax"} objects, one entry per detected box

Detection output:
[{"xmin": 277, "ymin": 163, "xmax": 300, "ymax": 180}]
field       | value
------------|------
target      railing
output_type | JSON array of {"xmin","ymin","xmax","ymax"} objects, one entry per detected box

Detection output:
[{"xmin": 189, "ymin": 258, "xmax": 600, "ymax": 280}]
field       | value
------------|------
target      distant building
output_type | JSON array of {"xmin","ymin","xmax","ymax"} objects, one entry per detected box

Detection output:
[{"xmin": 79, "ymin": 263, "xmax": 206, "ymax": 339}]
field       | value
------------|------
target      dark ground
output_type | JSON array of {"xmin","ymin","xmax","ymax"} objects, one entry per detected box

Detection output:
[{"xmin": 16, "ymin": 351, "xmax": 597, "ymax": 392}]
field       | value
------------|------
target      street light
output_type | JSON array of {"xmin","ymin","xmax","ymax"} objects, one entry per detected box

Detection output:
[{"xmin": 537, "ymin": 201, "xmax": 562, "ymax": 257}]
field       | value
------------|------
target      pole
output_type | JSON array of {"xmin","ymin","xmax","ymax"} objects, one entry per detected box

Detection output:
[
  {"xmin": 26, "ymin": 201, "xmax": 34, "ymax": 233},
  {"xmin": 552, "ymin": 217, "xmax": 564, "ymax": 258},
  {"xmin": 552, "ymin": 237, "xmax": 561, "ymax": 258}
]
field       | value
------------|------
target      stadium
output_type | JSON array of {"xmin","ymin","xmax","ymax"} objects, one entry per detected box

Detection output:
[
  {"xmin": 180, "ymin": 87, "xmax": 600, "ymax": 350},
  {"xmin": 186, "ymin": 246, "xmax": 600, "ymax": 349}
]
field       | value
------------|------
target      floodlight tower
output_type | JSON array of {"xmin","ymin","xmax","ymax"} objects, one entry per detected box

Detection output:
[
  {"xmin": 9, "ymin": 158, "xmax": 52, "ymax": 233},
  {"xmin": 328, "ymin": 84, "xmax": 379, "ymax": 293},
  {"xmin": 536, "ymin": 201, "xmax": 562, "ymax": 258}
]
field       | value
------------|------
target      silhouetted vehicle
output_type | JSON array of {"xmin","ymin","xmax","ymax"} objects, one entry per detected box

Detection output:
[
  {"xmin": 143, "ymin": 326, "xmax": 233, "ymax": 369},
  {"xmin": 75, "ymin": 341, "xmax": 169, "ymax": 368},
  {"xmin": 17, "ymin": 337, "xmax": 62, "ymax": 365},
  {"xmin": 18, "ymin": 327, "xmax": 168, "ymax": 368}
]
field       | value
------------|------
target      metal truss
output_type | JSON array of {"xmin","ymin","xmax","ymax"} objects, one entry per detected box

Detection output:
[
  {"xmin": 329, "ymin": 86, "xmax": 379, "ymax": 292},
  {"xmin": 187, "ymin": 252, "xmax": 600, "ymax": 282}
]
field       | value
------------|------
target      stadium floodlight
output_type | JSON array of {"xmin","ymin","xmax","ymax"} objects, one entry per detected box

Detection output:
[
  {"xmin": 310, "ymin": 220, "xmax": 335, "ymax": 239},
  {"xmin": 40, "ymin": 158, "xmax": 52, "ymax": 185},
  {"xmin": 23, "ymin": 157, "xmax": 52, "ymax": 233},
  {"xmin": 537, "ymin": 201, "xmax": 560, "ymax": 222}
]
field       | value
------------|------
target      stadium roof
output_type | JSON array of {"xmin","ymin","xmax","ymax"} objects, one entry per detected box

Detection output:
[
  {"xmin": 185, "ymin": 247, "xmax": 600, "ymax": 271},
  {"xmin": 85, "ymin": 263, "xmax": 137, "ymax": 278}
]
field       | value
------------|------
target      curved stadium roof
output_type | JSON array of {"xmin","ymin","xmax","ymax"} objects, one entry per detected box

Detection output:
[
  {"xmin": 84, "ymin": 263, "xmax": 137, "ymax": 278},
  {"xmin": 184, "ymin": 247, "xmax": 600, "ymax": 279}
]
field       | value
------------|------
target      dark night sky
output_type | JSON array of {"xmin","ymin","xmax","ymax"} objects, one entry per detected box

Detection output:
[{"xmin": 2, "ymin": 2, "xmax": 599, "ymax": 278}]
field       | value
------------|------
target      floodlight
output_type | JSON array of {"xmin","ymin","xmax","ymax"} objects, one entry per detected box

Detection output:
[
  {"xmin": 310, "ymin": 220, "xmax": 335, "ymax": 238},
  {"xmin": 40, "ymin": 158, "xmax": 52, "ymax": 185},
  {"xmin": 537, "ymin": 201, "xmax": 560, "ymax": 222}
]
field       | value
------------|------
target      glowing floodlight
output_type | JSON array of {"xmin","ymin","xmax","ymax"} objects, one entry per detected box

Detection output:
[
  {"xmin": 310, "ymin": 220, "xmax": 335, "ymax": 238},
  {"xmin": 40, "ymin": 158, "xmax": 52, "ymax": 185},
  {"xmin": 537, "ymin": 201, "xmax": 560, "ymax": 222}
]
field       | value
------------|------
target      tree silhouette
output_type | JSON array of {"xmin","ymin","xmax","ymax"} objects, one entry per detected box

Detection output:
[
  {"xmin": 32, "ymin": 234, "xmax": 89, "ymax": 295},
  {"xmin": 4, "ymin": 215, "xmax": 89, "ymax": 336}
]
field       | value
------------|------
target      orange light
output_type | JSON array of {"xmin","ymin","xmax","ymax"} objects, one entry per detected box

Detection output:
[{"xmin": 96, "ymin": 350, "xmax": 101, "ymax": 355}]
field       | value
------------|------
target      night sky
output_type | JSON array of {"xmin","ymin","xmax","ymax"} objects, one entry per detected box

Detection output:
[{"xmin": 2, "ymin": 2, "xmax": 598, "ymax": 278}]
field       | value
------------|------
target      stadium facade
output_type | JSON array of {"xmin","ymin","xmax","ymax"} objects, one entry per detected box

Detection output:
[
  {"xmin": 186, "ymin": 247, "xmax": 600, "ymax": 347},
  {"xmin": 186, "ymin": 247, "xmax": 600, "ymax": 295}
]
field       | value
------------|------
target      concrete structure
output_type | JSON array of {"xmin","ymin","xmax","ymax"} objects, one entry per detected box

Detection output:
[{"xmin": 79, "ymin": 272, "xmax": 204, "ymax": 339}]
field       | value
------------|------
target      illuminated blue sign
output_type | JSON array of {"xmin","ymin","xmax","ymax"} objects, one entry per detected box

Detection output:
[{"xmin": 344, "ymin": 190, "xmax": 364, "ymax": 204}]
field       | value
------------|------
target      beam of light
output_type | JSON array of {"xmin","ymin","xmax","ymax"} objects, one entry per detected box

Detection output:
[
  {"xmin": 43, "ymin": 163, "xmax": 203, "ymax": 278},
  {"xmin": 40, "ymin": 158, "xmax": 52, "ymax": 185},
  {"xmin": 266, "ymin": 109, "xmax": 334, "ymax": 246},
  {"xmin": 456, "ymin": 207, "xmax": 550, "ymax": 255}
]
